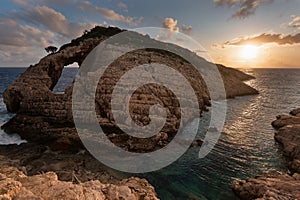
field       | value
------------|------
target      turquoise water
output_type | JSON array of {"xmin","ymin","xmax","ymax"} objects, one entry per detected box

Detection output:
[{"xmin": 0, "ymin": 68, "xmax": 300, "ymax": 199}]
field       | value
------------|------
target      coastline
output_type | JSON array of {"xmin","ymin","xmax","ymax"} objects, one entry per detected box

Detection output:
[
  {"xmin": 0, "ymin": 26, "xmax": 259, "ymax": 199},
  {"xmin": 232, "ymin": 108, "xmax": 300, "ymax": 199}
]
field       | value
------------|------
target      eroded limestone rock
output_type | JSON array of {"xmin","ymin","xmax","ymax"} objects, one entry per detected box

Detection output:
[
  {"xmin": 0, "ymin": 166, "xmax": 158, "ymax": 200},
  {"xmin": 1, "ymin": 26, "xmax": 257, "ymax": 152}
]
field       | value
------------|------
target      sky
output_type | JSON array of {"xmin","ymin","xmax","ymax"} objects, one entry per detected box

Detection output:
[{"xmin": 0, "ymin": 0, "xmax": 299, "ymax": 68}]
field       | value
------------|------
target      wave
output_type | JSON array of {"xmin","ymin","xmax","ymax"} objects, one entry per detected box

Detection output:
[{"xmin": 0, "ymin": 98, "xmax": 26, "ymax": 145}]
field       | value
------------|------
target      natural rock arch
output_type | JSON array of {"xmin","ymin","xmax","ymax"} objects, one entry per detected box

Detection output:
[{"xmin": 2, "ymin": 26, "xmax": 258, "ymax": 151}]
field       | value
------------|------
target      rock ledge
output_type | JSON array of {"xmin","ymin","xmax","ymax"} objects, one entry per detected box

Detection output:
[{"xmin": 0, "ymin": 165, "xmax": 158, "ymax": 200}]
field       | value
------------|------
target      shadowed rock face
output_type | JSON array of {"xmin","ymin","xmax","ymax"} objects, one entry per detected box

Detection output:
[
  {"xmin": 272, "ymin": 108, "xmax": 300, "ymax": 173},
  {"xmin": 1, "ymin": 26, "xmax": 258, "ymax": 152},
  {"xmin": 232, "ymin": 108, "xmax": 300, "ymax": 200}
]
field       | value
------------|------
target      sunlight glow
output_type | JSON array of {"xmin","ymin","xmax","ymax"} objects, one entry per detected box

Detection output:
[{"xmin": 240, "ymin": 45, "xmax": 259, "ymax": 60}]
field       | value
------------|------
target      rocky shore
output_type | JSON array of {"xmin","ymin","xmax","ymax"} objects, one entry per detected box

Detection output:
[
  {"xmin": 0, "ymin": 26, "xmax": 258, "ymax": 199},
  {"xmin": 272, "ymin": 108, "xmax": 300, "ymax": 172},
  {"xmin": 0, "ymin": 164, "xmax": 158, "ymax": 200},
  {"xmin": 232, "ymin": 108, "xmax": 300, "ymax": 200}
]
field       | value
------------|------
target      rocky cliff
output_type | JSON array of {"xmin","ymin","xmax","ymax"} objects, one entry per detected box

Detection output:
[
  {"xmin": 232, "ymin": 108, "xmax": 300, "ymax": 200},
  {"xmin": 1, "ymin": 26, "xmax": 258, "ymax": 152},
  {"xmin": 272, "ymin": 108, "xmax": 300, "ymax": 172}
]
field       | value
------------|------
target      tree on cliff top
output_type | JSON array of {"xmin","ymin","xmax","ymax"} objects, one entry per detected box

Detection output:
[{"xmin": 45, "ymin": 46, "xmax": 58, "ymax": 54}]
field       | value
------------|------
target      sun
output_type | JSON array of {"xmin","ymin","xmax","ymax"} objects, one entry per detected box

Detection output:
[{"xmin": 240, "ymin": 45, "xmax": 259, "ymax": 60}]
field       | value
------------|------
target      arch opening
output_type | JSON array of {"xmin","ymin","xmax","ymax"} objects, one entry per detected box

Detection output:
[{"xmin": 53, "ymin": 63, "xmax": 79, "ymax": 94}]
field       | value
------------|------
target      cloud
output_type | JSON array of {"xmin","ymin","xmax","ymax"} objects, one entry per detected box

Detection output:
[
  {"xmin": 289, "ymin": 15, "xmax": 300, "ymax": 29},
  {"xmin": 0, "ymin": 18, "xmax": 57, "ymax": 66},
  {"xmin": 13, "ymin": 0, "xmax": 141, "ymax": 26},
  {"xmin": 0, "ymin": 18, "xmax": 55, "ymax": 47},
  {"xmin": 80, "ymin": 1, "xmax": 138, "ymax": 25},
  {"xmin": 118, "ymin": 2, "xmax": 128, "ymax": 12},
  {"xmin": 13, "ymin": 0, "xmax": 73, "ymax": 8},
  {"xmin": 13, "ymin": 0, "xmax": 30, "ymax": 8},
  {"xmin": 161, "ymin": 18, "xmax": 193, "ymax": 35},
  {"xmin": 222, "ymin": 33, "xmax": 300, "ymax": 47},
  {"xmin": 0, "ymin": 3, "xmax": 97, "ymax": 66},
  {"xmin": 13, "ymin": 5, "xmax": 95, "ymax": 38},
  {"xmin": 162, "ymin": 18, "xmax": 179, "ymax": 32},
  {"xmin": 0, "ymin": 45, "xmax": 46, "ymax": 67},
  {"xmin": 214, "ymin": 0, "xmax": 274, "ymax": 19},
  {"xmin": 181, "ymin": 24, "xmax": 193, "ymax": 35}
]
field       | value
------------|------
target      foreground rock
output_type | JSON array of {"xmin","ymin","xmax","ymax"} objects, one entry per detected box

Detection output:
[
  {"xmin": 232, "ymin": 108, "xmax": 300, "ymax": 199},
  {"xmin": 232, "ymin": 173, "xmax": 300, "ymax": 200},
  {"xmin": 0, "ymin": 143, "xmax": 159, "ymax": 199},
  {"xmin": 0, "ymin": 165, "xmax": 158, "ymax": 200},
  {"xmin": 0, "ymin": 143, "xmax": 121, "ymax": 183},
  {"xmin": 1, "ymin": 26, "xmax": 258, "ymax": 152}
]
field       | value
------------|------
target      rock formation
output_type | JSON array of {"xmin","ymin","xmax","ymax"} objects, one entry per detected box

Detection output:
[
  {"xmin": 1, "ymin": 26, "xmax": 258, "ymax": 152},
  {"xmin": 232, "ymin": 108, "xmax": 300, "ymax": 199},
  {"xmin": 0, "ymin": 165, "xmax": 158, "ymax": 200},
  {"xmin": 232, "ymin": 173, "xmax": 300, "ymax": 200},
  {"xmin": 216, "ymin": 64, "xmax": 258, "ymax": 98},
  {"xmin": 272, "ymin": 108, "xmax": 300, "ymax": 172}
]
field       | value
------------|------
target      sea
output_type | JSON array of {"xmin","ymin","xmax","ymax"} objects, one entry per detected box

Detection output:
[{"xmin": 0, "ymin": 67, "xmax": 299, "ymax": 199}]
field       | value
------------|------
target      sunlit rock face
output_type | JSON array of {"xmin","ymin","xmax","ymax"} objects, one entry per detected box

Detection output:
[
  {"xmin": 2, "ymin": 26, "xmax": 257, "ymax": 152},
  {"xmin": 0, "ymin": 166, "xmax": 158, "ymax": 200}
]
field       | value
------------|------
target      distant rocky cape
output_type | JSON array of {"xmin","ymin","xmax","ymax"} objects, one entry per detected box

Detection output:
[{"xmin": 2, "ymin": 26, "xmax": 258, "ymax": 152}]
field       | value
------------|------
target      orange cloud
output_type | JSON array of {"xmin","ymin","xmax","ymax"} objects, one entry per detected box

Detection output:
[
  {"xmin": 80, "ymin": 1, "xmax": 140, "ymax": 25},
  {"xmin": 222, "ymin": 33, "xmax": 300, "ymax": 47},
  {"xmin": 162, "ymin": 18, "xmax": 179, "ymax": 32}
]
